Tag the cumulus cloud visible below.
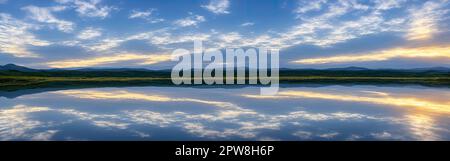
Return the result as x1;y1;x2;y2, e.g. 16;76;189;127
115;0;407;52
218;32;241;43
55;0;115;19
129;10;152;19
373;0;406;10
7;0;446;69
240;22;254;27
0;13;50;57
278;0;388;48
77;27;102;39
210;0;448;50
173;13;205;27
129;9;164;23
294;0;327;14
77;28;212;54
407;1;448;40
72;0;449;65
87;38;124;52
22;5;74;32
201;0;230;14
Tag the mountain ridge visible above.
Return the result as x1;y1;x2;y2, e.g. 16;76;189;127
2;64;450;72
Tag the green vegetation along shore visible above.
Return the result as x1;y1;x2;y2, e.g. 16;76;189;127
1;64;450;91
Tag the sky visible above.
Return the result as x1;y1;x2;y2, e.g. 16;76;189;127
0;0;450;69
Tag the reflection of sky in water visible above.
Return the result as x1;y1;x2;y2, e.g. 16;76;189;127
0;86;449;141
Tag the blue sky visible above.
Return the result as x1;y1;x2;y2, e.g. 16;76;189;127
0;0;449;69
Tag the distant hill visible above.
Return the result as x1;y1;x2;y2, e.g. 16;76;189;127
327;66;370;71
1;64;450;78
2;64;450;72
2;64;450;93
0;64;37;72
0;64;170;77
408;67;450;72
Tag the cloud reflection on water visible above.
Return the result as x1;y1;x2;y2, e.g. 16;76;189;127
244;89;450;140
0;86;449;141
243;90;450;114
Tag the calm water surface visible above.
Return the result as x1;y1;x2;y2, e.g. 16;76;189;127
1;85;449;141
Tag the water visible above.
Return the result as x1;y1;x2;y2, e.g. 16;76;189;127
1;85;449;141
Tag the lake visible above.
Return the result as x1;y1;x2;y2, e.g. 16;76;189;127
1;85;449;141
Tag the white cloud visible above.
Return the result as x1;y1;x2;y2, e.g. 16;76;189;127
240;22;254;27
85;29;213;53
22;5;74;33
59;40;81;46
294;0;327;14
88;38;124;52
77;27;102;39
283;0;448;49
174;13;205;27
129;9;152;19
407;1;448;40
219;32;241;43
129;9;164;23
77;28;209;53
56;0;115;19
373;0;405;10
79;29;165;52
152;33;211;45
172;5;394;50
0;0;8;4
49;0;450;63
215;0;408;49
201;0;230;14
123;1;387;51
0;13;50;57
281;1;381;47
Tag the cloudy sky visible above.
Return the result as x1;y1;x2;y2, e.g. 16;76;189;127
0;0;449;69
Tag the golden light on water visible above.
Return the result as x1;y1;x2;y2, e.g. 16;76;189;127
244;89;450;140
55;90;173;101
243;90;450;114
53;90;256;115
406;113;441;141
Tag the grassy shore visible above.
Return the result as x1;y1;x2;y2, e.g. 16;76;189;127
2;75;450;91
2;66;450;91
0;76;170;86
